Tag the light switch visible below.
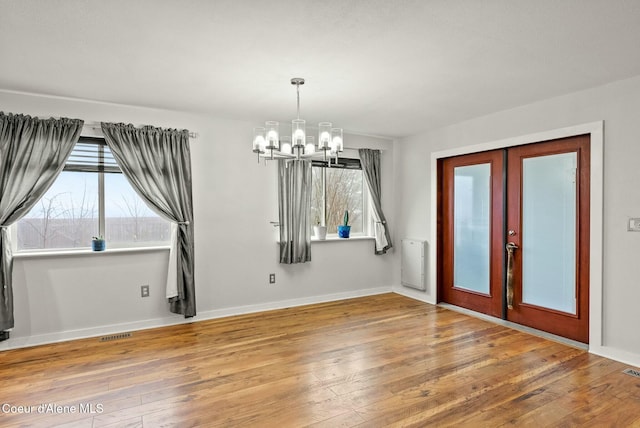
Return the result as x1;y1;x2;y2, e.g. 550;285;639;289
628;218;640;231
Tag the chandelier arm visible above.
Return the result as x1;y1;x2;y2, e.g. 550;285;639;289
253;77;344;163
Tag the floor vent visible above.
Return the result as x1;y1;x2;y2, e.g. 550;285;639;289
99;332;132;342
623;368;640;378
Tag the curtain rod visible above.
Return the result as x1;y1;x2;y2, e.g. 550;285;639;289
87;125;199;139
82;121;199;139
342;146;387;152
39;117;199;139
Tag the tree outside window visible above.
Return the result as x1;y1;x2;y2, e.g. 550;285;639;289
16;138;170;251
311;161;365;236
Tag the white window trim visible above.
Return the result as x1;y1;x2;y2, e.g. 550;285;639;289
311;235;374;243
12;245;171;259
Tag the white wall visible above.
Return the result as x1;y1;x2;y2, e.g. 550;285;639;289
0;91;396;349
393;74;640;366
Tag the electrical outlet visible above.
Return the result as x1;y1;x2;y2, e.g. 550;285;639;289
141;285;150;297
629;218;640;231
269;273;276;284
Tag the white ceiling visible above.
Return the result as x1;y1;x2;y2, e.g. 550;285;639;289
2;0;640;138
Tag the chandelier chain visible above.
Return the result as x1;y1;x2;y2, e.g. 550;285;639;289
296;82;301;120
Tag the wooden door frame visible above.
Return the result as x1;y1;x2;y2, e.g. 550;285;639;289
429;122;604;348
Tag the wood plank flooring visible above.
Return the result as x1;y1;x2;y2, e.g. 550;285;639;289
1;293;639;427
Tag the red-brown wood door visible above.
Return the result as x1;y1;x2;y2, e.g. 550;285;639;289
438;135;590;343
440;150;505;318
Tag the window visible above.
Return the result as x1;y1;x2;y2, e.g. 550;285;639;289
311;157;370;237
16;137;171;251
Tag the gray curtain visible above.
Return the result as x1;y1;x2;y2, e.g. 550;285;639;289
0;113;83;334
101;123;195;318
359;149;392;254
278;159;312;264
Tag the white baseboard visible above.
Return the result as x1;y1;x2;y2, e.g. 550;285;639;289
392;284;436;304
589;345;640;369
9;285;638;371
0;286;392;351
196;286;392;321
395;288;640;369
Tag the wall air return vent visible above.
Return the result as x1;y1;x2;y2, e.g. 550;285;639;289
99;332;132;342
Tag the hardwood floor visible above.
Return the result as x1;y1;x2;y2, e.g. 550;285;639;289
1;293;639;427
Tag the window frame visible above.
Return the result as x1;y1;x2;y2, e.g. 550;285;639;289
311;154;373;239
65;136;115;239
12;136;171;253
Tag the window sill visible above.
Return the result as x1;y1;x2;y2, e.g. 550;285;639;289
13;246;171;259
311;236;375;243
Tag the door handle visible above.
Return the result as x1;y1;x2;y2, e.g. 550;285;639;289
506;242;519;309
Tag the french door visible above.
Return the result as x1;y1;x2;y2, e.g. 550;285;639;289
439;135;590;343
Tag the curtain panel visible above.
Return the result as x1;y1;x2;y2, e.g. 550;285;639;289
0;113;83;335
358;149;392;254
101;123;196;318
278;159;312;264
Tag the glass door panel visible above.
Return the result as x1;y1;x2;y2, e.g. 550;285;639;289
521;153;577;314
453;164;491;294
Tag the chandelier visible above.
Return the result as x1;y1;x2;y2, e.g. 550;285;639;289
252;78;344;164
